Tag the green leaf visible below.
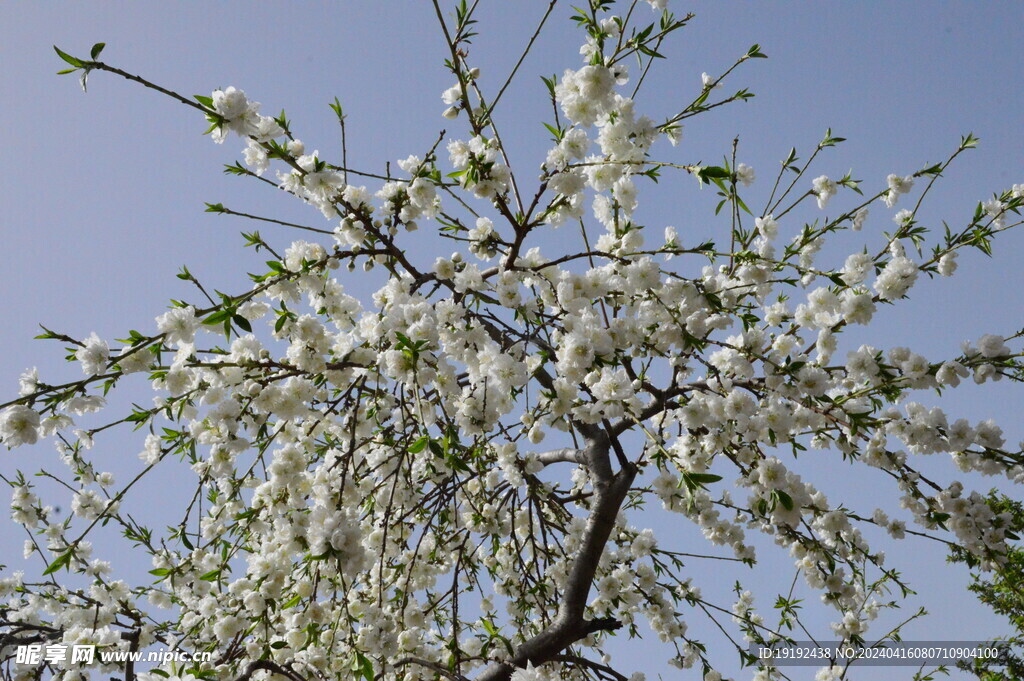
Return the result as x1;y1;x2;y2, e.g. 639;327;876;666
233;315;252;333
43;550;73;575
821;128;846;147
735;194;752;216
638;44;666;59
354;652;374;681
540;74;557;99
203;310;231;325
688;473;723;484
90;42;106;60
329;96;345;121
482;619;499;637
409;436;429;454
746;44;767;59
542;122;563;142
696;166;731;186
776;490;794;511
34;325;58;340
53;46;83;68
446;452;472;473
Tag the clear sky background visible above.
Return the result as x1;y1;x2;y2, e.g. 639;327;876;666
1;2;1022;680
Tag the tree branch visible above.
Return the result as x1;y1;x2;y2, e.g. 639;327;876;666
475;437;636;681
393;657;470;681
231;660;307;681
535;448;585;466
552;654;629;681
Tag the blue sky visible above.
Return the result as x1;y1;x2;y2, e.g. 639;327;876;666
1;2;1022;679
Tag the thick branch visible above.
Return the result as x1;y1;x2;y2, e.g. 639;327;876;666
123;629;140;681
476;440;637;681
535;448;585;466
559;461;634;623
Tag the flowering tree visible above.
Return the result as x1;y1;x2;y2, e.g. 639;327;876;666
2;2;1023;681
950;493;1024;680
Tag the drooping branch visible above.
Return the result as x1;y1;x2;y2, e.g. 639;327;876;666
393;657;471;681
552;654;629;681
